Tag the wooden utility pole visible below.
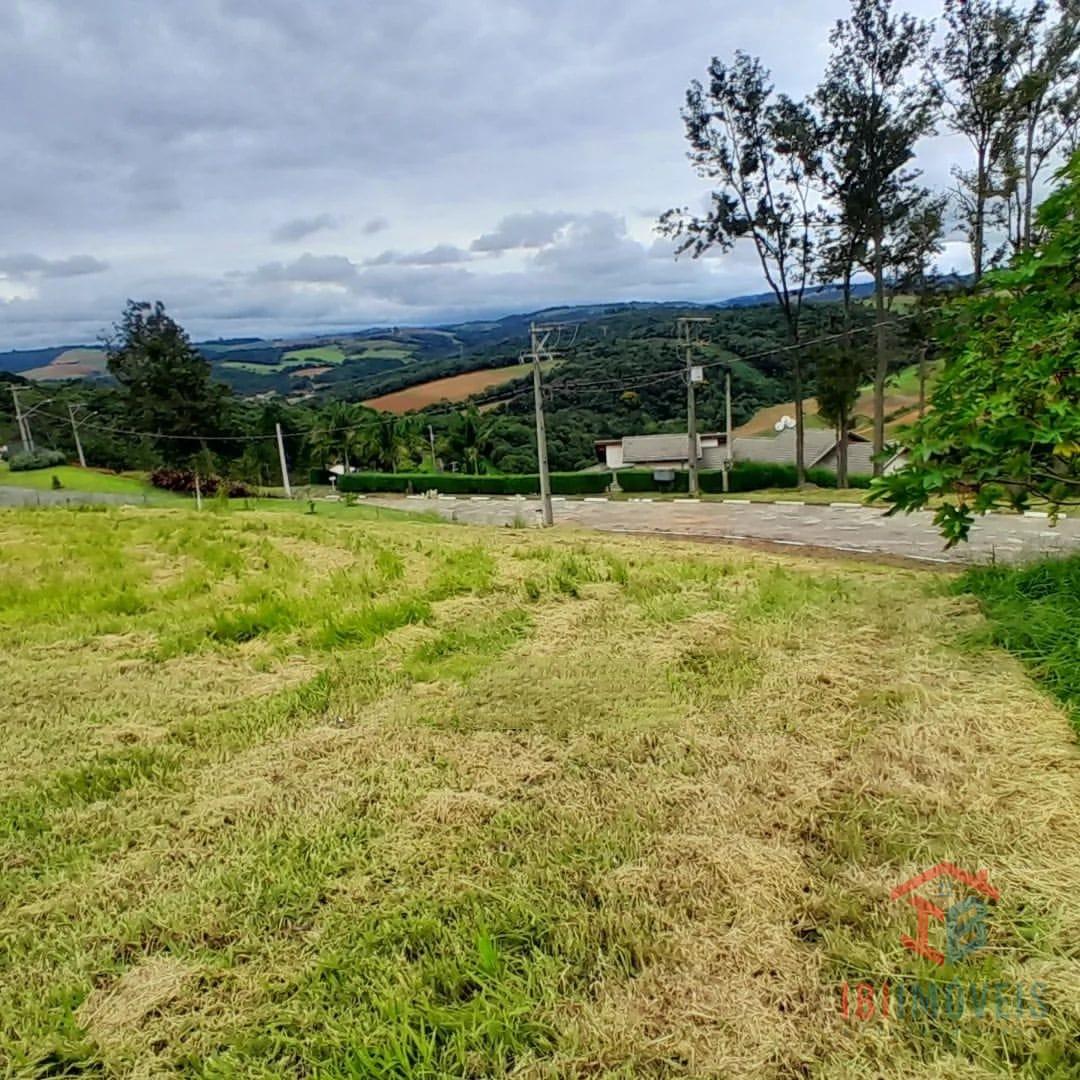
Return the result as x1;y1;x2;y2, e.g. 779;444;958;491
529;322;554;528
68;404;87;468
723;368;733;494
275;423;292;498
10;388;32;452
677;318;709;496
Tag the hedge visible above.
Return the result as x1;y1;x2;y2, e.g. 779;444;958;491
615;463;869;493
8;449;67;472
336;471;613;496
333;467;871;497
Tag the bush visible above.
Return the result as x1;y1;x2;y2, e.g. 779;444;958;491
336;472;613;496
7;449;67;472
309;467;331;486
150;467;253;497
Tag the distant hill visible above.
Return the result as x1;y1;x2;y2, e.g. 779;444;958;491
0;279;961;398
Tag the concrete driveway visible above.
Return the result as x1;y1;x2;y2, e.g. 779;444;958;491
365;494;1080;566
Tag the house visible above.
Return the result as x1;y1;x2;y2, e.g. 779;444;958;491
596;427;907;477
595;432;724;470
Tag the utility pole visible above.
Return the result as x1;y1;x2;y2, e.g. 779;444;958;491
677;318;708;496
275;423;292;498
68;404;87;468
528;322;554;527
428;424;438;471
723;368;733;494
10;388;32;452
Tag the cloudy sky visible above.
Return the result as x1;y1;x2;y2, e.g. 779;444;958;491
0;0;970;348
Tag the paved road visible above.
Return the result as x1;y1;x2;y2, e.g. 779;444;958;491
366;495;1080;565
0;487;153;508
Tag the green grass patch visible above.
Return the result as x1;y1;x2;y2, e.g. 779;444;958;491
0;508;1077;1076
961;554;1080;732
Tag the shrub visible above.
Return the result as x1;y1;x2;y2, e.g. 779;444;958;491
8;449;67;472
309;467;331;485
150;467;253;497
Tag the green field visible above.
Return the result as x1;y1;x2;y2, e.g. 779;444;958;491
0;507;1077;1076
282;345;348;365
0;464;160;497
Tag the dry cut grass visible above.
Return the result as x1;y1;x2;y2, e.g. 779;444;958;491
0;506;1077;1077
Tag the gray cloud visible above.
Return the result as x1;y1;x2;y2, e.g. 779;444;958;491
471;211;578;252
365;244;471;267
0;0;977;347
362;216;390;235
249;253;360;285
270;213;338;243
0;253;108;279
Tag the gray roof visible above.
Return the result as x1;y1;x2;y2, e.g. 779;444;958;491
621;433;699;464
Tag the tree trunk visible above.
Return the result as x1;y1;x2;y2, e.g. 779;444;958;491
918;343;928;419
973;151;987;283
872;229;887;476
1022;115;1036;249
837;420;849;489
793;351;805;487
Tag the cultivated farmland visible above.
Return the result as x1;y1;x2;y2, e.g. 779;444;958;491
1;507;1077;1076
364;361;551;413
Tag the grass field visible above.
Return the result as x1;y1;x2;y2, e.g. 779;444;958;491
282;346;348;365
0;508;1077;1077
365;362;552;414
0;465;161;497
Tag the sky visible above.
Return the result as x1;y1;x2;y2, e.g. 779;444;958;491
0;0;973;349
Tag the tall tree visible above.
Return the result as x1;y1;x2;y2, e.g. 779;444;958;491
876;151;1080;544
660;53;820;483
815;0;937;474
934;0;1028;282
813;335;867;489
105;300;229;466
1002;0;1080;253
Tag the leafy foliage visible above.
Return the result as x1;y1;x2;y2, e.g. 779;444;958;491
875;152;1080;544
7;449;67;472
106;301;231;466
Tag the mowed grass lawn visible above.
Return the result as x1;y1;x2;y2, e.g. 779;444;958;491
0;508;1078;1077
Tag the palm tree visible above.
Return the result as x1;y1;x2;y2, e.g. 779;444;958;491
373;416;402;472
447;406;490;474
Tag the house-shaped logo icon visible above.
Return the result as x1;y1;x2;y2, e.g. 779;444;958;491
890;862;1000;966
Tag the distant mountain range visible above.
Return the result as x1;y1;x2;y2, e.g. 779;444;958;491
0;279;964;396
